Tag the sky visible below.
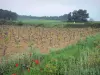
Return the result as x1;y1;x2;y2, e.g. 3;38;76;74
0;0;100;21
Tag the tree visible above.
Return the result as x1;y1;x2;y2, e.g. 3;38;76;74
64;9;89;22
72;10;78;22
71;9;89;22
67;12;72;22
77;9;89;22
0;9;18;20
59;14;68;21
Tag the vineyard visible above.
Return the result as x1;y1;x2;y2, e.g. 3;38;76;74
0;25;100;58
0;25;100;75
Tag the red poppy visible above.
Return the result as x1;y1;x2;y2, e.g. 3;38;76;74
34;60;40;65
12;73;16;75
15;63;18;67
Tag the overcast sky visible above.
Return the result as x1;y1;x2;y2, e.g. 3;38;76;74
0;0;100;20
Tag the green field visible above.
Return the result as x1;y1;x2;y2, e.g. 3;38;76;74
18;19;62;24
17;19;86;27
1;33;100;75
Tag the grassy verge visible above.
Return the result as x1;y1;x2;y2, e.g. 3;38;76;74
0;33;100;75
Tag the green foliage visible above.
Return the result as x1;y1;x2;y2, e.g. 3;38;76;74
62;9;89;22
0;19;17;25
17;21;24;26
0;19;6;25
18;15;61;21
67;12;73;22
59;14;68;21
0;9;18;20
85;22;100;28
72;9;89;22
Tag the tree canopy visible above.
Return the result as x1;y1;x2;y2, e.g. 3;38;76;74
67;9;89;22
0;9;18;20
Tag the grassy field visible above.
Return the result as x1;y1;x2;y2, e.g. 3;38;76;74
0;31;100;75
19;19;62;24
17;19;63;27
17;19;86;27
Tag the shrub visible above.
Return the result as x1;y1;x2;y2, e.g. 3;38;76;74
17;21;24;26
34;24;44;27
0;19;17;25
0;19;6;25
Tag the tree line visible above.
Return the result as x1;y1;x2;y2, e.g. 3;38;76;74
18;15;60;20
19;9;89;22
0;9;89;22
57;9;89;22
0;9;18;20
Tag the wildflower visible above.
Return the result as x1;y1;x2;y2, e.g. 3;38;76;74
4;32;8;35
52;59;57;62
0;35;3;40
32;59;34;61
30;53;32;57
6;60;8;64
28;68;30;72
12;73;16;75
40;68;43;72
46;64;50;68
15;63;18;67
34;60;40;65
49;70;53;73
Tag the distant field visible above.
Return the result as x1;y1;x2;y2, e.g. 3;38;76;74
17;19;86;27
18;19;62;24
